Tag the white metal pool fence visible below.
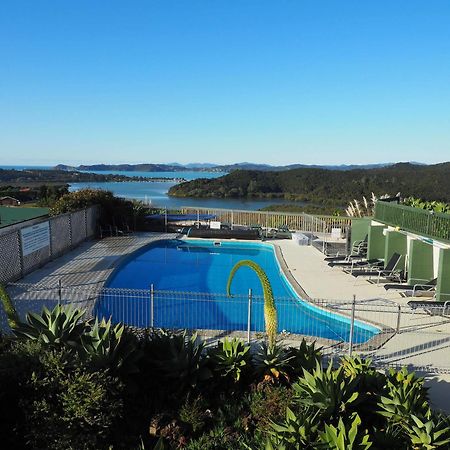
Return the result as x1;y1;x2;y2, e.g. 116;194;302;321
168;207;351;256
4;282;450;373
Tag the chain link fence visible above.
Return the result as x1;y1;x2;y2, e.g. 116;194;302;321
0;206;99;284
4;282;450;373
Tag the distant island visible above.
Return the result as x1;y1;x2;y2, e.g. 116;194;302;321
168;162;450;206
0;168;185;185
53;162;406;173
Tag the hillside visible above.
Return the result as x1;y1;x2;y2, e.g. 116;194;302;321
168;162;450;205
0;168;181;185
54;162;401;173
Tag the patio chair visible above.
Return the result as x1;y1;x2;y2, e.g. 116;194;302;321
341;258;384;272
329;257;382;268
274;225;292;239
325;235;368;263
350;252;403;284
407;299;450;315
384;278;437;295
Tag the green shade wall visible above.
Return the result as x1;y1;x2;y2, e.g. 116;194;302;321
407;240;434;285
367;224;387;260
384;231;407;273
350;218;371;247
436;249;450;302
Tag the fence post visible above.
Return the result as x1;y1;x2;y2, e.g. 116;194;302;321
247;289;252;343
348;295;356;356
58;279;62;305
396;304;401;333
150;284;154;328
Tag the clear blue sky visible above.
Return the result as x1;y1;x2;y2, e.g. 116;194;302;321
1;0;449;166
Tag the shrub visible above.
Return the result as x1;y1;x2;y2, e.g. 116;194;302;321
50;188;135;228
208;337;251;384
80;318;140;377
21;348;123;450
0;284;19;329
292;362;360;420
253;342;295;385
13;304;87;348
179;394;210;433
249;385;294;431
287;339;322;375
144;330;212;395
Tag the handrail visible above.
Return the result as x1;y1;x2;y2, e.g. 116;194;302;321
374;201;450;243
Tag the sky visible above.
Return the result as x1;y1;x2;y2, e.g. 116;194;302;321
0;0;449;166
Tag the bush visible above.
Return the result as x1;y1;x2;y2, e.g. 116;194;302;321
21;349;123;450
49;188;137;229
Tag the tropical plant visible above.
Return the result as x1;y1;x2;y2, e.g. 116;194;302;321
287;339;322;375
293;362;360;419
145;330;212;394
378;368;430;426
13;304;87;348
227;260;278;348
317;413;372;450
80;318;140;376
208;337;251;383
267;407;319;449
253;342;294;385
406;414;450;449
403;197;450;214
0;284;19;328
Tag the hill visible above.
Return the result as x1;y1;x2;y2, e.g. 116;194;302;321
53;162;404;173
168;162;450;205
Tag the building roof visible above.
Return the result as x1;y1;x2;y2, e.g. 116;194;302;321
0;206;49;228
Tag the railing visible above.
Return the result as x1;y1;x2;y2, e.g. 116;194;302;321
179;206;353;233
5;282;450;373
374;201;450;243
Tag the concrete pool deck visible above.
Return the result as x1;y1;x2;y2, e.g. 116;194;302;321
5;232;450;412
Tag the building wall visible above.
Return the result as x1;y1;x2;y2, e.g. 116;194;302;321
367;224;387;260
436;249;450;302
384;230;407;274
407;239;434;285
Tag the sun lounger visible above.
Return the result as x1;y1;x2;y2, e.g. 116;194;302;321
384;278;437;294
350;252;402;284
407;300;450;315
329;258;382;268
325;235;368;263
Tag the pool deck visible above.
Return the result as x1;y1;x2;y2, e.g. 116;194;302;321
5;232;450;412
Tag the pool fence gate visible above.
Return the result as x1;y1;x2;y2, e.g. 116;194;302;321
4;281;450;373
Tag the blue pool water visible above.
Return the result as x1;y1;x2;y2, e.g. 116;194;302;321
99;239;379;343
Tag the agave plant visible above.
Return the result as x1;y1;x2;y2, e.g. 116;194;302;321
146;330;212;393
378;367;430;426
13;304;87;347
267;407;319;449
80;317;139;375
227;260;278;349
0;284;19;329
253;342;295;385
407;414;450;449
287;339;322;374
318;413;372;450
208;337;251;383
292;362;360;419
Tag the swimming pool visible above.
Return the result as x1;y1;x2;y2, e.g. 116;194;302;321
97;239;379;343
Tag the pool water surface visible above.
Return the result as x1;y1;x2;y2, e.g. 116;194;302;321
98;239;379;343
